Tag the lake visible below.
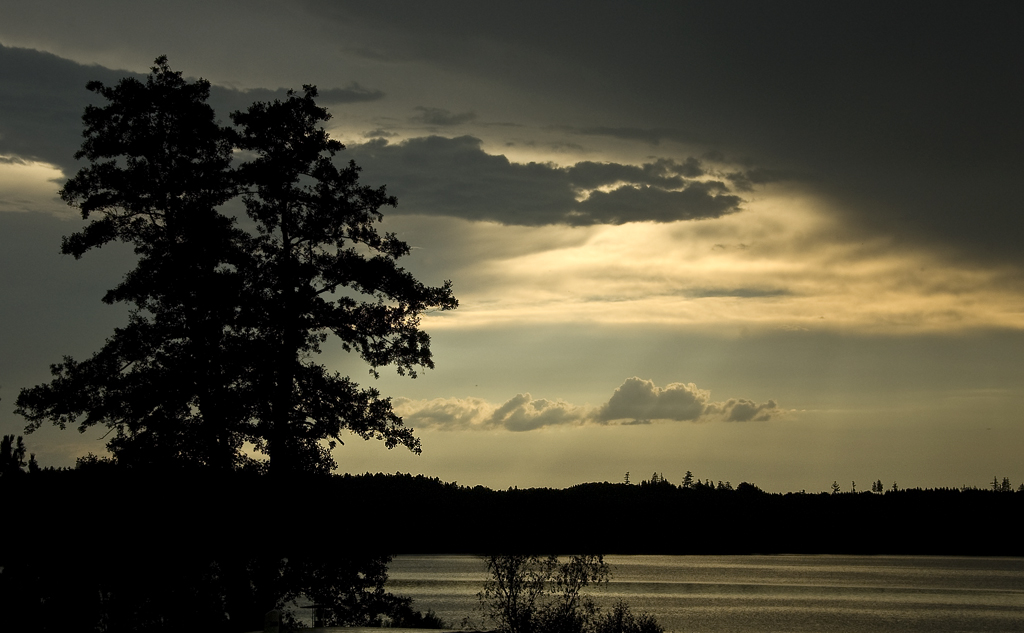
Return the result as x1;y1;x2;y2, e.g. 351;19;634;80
386;554;1024;633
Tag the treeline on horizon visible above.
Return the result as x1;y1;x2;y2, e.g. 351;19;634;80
4;455;1021;557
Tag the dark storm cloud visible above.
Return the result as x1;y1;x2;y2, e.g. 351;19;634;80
0;44;131;173
674;158;705;179
316;84;384;103
0;45;382;174
363;128;398;138
724;168;794;193
412;106;477;126
348;136;741;226
565;158;703;190
576;184;739;224
308;2;1024;266
348;136;576;224
556;125;691;146
211;84;383;110
2;45;736;227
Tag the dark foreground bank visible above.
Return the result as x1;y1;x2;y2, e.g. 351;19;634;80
2;468;1021;631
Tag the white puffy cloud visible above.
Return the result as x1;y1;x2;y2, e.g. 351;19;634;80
395;377;779;432
395;392;587;432
391;396;492;430
706;398;779;422
487;393;586;431
595;377;779;424
595;377;710;423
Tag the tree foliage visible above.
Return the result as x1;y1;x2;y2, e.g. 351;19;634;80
477;554;652;633
592;601;664;633
15;57;456;474
480;555;555;633
15;57;249;470
478;554;663;633
0;434;28;477
0;545;431;633
230;87;452;473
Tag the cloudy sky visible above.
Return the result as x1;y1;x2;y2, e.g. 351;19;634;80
2;2;1023;491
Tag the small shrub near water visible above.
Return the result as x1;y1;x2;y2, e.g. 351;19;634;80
479;555;663;633
592;601;664;633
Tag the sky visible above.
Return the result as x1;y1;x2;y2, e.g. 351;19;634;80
1;2;1023;492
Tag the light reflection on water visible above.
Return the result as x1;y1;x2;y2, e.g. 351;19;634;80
387;555;1024;633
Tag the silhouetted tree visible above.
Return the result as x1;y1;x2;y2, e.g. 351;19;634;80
681;471;694;489
539;555;609;633
480;555;613;633
15;57;247;470
230;87;456;474
479;555;664;633
734;481;763;495
16;59;456;475
273;554;439;628
481;555;553;633
593;601;664;633
0;434;27;477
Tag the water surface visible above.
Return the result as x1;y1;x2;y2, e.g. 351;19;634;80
387;554;1024;632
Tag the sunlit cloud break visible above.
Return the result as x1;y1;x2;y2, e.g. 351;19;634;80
413;195;1024;335
394;377;779;432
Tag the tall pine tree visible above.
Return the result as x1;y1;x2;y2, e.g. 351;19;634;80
231;87;456;474
17;60;456;474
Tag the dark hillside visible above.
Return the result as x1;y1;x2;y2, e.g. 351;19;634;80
6;469;1021;557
